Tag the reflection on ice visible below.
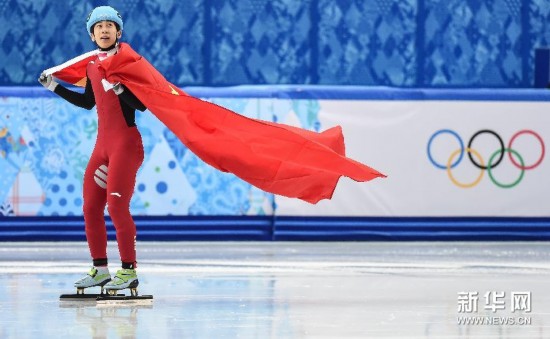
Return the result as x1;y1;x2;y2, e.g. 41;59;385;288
64;303;149;338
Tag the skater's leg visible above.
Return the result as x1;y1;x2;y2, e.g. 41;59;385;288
105;140;143;267
82;152;109;261
74;153;112;292
104;138;143;293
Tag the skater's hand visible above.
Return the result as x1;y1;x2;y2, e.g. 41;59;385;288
113;82;124;95
101;79;123;95
101;78;114;92
38;73;58;91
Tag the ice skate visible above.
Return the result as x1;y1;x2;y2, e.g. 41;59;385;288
74;267;111;293
104;268;139;295
98;268;153;304
60;267;118;301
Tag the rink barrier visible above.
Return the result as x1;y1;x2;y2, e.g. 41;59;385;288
272;217;550;241
2;86;550;100
0;216;273;241
2;86;550;241
2;216;550;241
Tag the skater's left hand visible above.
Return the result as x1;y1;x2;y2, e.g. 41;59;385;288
112;82;124;95
101;79;124;95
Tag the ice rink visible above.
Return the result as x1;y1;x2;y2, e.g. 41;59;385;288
0;241;549;338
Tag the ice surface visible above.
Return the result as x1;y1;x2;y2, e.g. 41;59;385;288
0;241;549;338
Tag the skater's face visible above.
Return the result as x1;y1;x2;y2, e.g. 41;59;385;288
90;20;121;49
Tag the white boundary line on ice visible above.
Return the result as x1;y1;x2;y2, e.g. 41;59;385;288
1;260;550;274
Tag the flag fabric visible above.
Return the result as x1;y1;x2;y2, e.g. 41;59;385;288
46;43;386;203
44;50;99;87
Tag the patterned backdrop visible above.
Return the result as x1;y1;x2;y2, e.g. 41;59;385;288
0;94;309;216
1;0;549;87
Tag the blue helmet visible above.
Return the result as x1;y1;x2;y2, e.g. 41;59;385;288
86;6;123;33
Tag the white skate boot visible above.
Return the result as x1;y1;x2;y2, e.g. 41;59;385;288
104;268;139;296
74;266;111;295
96;268;153;303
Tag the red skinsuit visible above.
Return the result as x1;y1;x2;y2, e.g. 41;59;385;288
83;58;143;265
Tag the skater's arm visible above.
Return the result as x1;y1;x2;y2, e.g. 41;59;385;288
38;73;96;110
54;78;96;110
114;84;146;112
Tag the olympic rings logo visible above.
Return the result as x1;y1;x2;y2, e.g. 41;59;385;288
427;129;545;188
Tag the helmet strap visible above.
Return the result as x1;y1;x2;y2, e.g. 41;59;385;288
97;41;119;52
97;39;119;52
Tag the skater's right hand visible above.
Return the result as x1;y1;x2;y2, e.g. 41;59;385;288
38;73;58;91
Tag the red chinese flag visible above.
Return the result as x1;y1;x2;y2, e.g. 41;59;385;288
50;43;386;203
45;50;99;87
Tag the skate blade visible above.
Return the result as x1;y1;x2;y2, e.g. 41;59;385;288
60;293;123;300
96;294;153;306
